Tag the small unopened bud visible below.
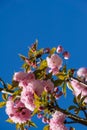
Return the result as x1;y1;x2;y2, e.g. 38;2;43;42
54;87;59;93
55;92;63;99
42;117;47;124
37;113;43;119
63;51;70;59
56;45;63;53
38;106;44;111
44;48;50;53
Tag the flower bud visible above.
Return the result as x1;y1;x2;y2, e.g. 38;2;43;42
63;51;70;59
37;113;43;119
56;45;63;53
42;117;47;124
38;106;44;111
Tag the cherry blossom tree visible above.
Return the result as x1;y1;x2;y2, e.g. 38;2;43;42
0;40;87;130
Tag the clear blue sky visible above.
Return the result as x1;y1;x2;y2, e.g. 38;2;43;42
0;0;87;130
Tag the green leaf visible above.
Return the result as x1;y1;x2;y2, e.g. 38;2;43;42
53;79;63;87
67;82;73;90
7;84;14;90
73;97;78;105
13;89;21;96
6;118;14;124
2;93;8;101
16;123;20;129
68;105;77;111
12;80;19;88
80;95;87;104
43;125;49;130
0;101;6;108
62;83;67;96
19;54;26;61
39;60;47;70
35;49;44;58
76;93;82;103
32;108;39;116
28;121;37;128
57;72;66;80
62;65;67;73
50;47;56;55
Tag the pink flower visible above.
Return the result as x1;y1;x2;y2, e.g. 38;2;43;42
13;72;35;82
42;79;54;93
77;67;87;78
13;72;35;88
13;72;28;81
70;80;87;103
46;54;62;74
21;87;35;111
21;80;44;111
6;98;31;124
49;111;67;130
56;45;63;53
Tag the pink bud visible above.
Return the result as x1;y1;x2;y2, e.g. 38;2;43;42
37;113;43;119
55;92;63;99
77;67;87;78
42;117;47;124
38;106;44;111
63;51;70;59
44;48;50;53
56;45;63;53
54;87;59;93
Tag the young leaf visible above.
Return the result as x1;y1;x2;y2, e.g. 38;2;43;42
2;93;8;101
19;54;26;61
43;125;49;130
28;121;37;128
62;83;67;96
68;105;77;111
50;47;56;55
39;60;47;70
6;118;14;124
0;101;6;108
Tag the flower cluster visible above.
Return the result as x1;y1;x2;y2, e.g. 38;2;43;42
0;42;87;130
70;67;87;103
49;111;67;130
6;98;31;124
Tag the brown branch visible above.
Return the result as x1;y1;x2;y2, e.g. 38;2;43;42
55;103;87;126
71;77;87;88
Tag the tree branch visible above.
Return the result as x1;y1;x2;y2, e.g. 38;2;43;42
55;102;87;126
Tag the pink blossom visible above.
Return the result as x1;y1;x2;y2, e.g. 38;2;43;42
13;72;35;82
6;98;31;124
21;80;44;111
49;67;59;75
70;80;87;103
21;87;35;111
49;111;67;130
42;79;54;93
70;80;83;96
28;80;44;96
77;67;87;78
46;54;62;74
13;72;35;88
13;72;28;81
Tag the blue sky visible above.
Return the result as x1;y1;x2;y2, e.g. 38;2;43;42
0;0;87;130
